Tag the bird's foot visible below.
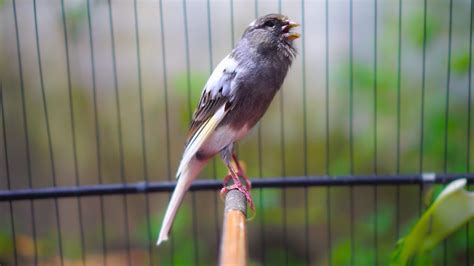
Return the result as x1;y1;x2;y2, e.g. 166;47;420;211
220;174;254;211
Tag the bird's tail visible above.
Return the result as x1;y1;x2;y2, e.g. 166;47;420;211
157;157;206;246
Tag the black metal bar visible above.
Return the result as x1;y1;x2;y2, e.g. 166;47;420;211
1;174;473;202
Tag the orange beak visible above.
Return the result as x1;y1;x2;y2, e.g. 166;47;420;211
282;20;300;41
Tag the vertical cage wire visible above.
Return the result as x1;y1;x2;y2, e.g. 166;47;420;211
373;0;379;264
106;1;132;263
443;0;454;264
86;0;108;263
157;0;175;264
32;0;65;263
324;0;332;265
59;1;87;264
205;1;221;261
11;0;39;264
132;0;154;264
467;1;473;264
1;81;19;266
180;1;198;265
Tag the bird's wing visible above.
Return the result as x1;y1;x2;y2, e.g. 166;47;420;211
176;54;239;178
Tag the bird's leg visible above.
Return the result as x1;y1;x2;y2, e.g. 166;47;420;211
219;154;254;211
219;166;241;200
232;153;251;191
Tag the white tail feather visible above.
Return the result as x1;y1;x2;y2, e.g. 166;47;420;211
157;157;206;246
158;104;228;246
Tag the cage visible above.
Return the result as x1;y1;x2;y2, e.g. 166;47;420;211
0;0;473;265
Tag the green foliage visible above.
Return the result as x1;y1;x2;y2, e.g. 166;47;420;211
325;204;395;265
407;11;441;49
0;229;13;264
61;2;87;40
390;179;474;266
173;72;208;102
137;214;159;244
332;240;351;265
364;206;394;236
452;52;471;75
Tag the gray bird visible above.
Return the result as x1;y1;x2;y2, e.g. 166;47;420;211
157;13;299;246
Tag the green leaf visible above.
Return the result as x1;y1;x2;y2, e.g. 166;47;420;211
390;179;474;266
452;52;471;75
407;12;441;49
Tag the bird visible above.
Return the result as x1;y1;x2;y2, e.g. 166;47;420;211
157;13;299;246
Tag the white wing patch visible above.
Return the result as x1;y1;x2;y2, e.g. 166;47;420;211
203;55;238;98
176;55;239;179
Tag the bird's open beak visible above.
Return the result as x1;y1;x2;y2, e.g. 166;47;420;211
282;20;300;41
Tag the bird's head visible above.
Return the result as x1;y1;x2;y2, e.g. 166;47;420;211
242;14;300;57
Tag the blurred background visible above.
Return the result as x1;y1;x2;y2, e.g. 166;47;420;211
1;0;473;265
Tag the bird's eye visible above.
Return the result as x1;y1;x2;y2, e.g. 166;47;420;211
263;20;276;28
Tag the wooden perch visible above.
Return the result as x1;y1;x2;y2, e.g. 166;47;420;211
219;189;247;266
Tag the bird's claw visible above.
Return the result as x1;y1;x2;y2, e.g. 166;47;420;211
220;173;255;211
